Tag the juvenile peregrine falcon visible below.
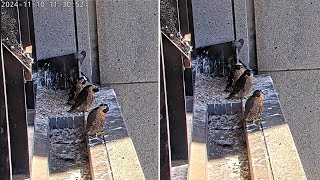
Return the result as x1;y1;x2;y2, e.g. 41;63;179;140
68;84;99;113
67;77;86;105
225;63;245;92
243;90;264;122
226;69;253;99
86;104;109;136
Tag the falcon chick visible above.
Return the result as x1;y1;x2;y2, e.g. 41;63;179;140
68;84;99;113
86;104;109;136
242;90;264;122
225;63;246;92
67;77;86;105
226;69;253;99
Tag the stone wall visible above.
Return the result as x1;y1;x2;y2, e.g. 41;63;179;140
96;0;158;179
32;0;159;179
191;0;320;179
191;0;251;67
255;1;320;179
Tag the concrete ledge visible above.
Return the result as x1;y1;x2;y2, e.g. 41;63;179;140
87;87;145;180
207;102;242;116
49;116;84;129
206;102;246;179
27;109;35;125
188;104;207;180
246;74;307;179
87;142;112;180
31;115;49;180
245;123;273;179
192;72;306;179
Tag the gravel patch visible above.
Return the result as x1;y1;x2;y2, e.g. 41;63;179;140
207;115;250;180
49;127;91;180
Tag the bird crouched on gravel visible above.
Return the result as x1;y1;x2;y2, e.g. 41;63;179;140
68;84;100;113
226;69;253;99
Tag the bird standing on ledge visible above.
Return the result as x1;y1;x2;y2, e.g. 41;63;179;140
86;104;109;136
68;84;100;113
242;90;264;122
226;69;253;99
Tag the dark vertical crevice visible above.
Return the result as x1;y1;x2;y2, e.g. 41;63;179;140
0;41;13;180
188;0;196;57
246;0;258;71
73;0;79;52
231;0;237;40
87;0;100;84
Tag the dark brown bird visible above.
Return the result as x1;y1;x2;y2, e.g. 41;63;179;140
242;90;264;122
68;84;100;113
86;104;109;136
67;77;86;105
225;63;245;92
242;70;253;98
226;69;253;99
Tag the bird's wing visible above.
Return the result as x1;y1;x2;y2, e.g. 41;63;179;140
86;107;99;131
244;96;255;117
71;88;89;109
257;97;264;115
233;75;247;93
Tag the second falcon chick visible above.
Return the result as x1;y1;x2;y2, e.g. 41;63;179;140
86;104;109;136
226;69;253;99
68;84;100;113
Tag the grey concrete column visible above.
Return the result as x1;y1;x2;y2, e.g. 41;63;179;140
255;0;320;71
75;0;93;81
96;0;158;179
32;0;76;60
191;0;251;66
255;1;320;179
191;0;234;48
234;0;250;66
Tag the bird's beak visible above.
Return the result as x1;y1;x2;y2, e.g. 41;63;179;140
103;107;109;113
261;90;267;95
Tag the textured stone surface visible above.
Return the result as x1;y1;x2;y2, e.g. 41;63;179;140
88;87;145;180
245;123;273;180
207;114;250;180
188;80;207;179
246;74;307;179
111;83;158;180
75;0;93;81
88;143;112;180
31;115;49;180
49;127;90;179
172;164;188;180
49;116;84;129
234;0;250;67
191;0;234;48
32;0;76;60
255;0;320;71
188;142;207;180
106;137;145;180
267;70;319;180
71;87;145;180
96;0;158;84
